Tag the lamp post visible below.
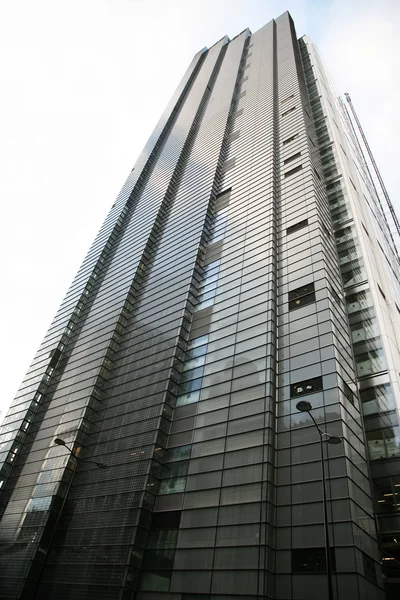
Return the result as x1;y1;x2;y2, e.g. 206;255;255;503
54;438;108;469
296;400;343;600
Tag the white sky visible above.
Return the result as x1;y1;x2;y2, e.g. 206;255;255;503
0;0;399;421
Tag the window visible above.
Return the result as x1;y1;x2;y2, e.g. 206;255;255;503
183;355;206;372
221;158;236;173
314;168;321;181
290;376;323;398
288;282;315;311
377;239;385;254
176;390;200;407
163;445;191;463
214;188;231;212
377;284;386;300
284;152;301;165
49;347;62;367
291;548;336;573
180;366;204;383
203;258;220;274
284;165;302;178
142;550;175;571
281;94;294;104
282;106;296;117
286;219;308;236
178;378;202;395
228;130;240;143
349;177;357;192
361;222;369;236
342;381;355;405
330;285;342;304
367;426;400;459
362;553;377;584
151;511;181;530
360;383;394;416
193;259;220;310
159;477;186;495
186;335;209;357
283;133;299;146
321;222;331;236
139;571;171;591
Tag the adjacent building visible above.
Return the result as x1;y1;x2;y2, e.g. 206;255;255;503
1;11;399;600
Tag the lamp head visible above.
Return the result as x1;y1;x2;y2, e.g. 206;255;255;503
296;400;312;412
54;438;67;446
327;435;343;445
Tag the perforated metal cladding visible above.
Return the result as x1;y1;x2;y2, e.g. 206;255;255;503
47;545;130;565
88;435;154;461
92;394;165;422
42;564;126;585
64;490;143;514
57;508;140;530
41;587;121;600
94;417;159;443
52;526;135;547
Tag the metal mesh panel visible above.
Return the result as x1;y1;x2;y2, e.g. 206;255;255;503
47;545;130;565
41;564;125;585
52;526;135;547
96;404;162;428
67;475;146;500
64;491;142;514
58;508;139;530
35;583;121;600
95;417;159;444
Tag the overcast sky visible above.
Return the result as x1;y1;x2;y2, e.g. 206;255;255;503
0;0;399;421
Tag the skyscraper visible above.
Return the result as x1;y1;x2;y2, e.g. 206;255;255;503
1;9;399;600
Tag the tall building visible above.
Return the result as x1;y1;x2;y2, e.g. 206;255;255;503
1;10;399;600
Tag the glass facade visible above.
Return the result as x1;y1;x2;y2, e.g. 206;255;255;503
1;10;399;600
300;35;400;599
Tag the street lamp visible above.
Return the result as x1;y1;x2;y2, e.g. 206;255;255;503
54;438;108;468
296;400;343;600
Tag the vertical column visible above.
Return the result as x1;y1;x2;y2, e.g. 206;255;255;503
275;14;383;600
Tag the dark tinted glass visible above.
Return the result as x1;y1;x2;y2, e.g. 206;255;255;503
289;283;315;301
291;547;336;572
290;376;323;398
286;219;309;236
151;510;181;530
289;293;316;311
